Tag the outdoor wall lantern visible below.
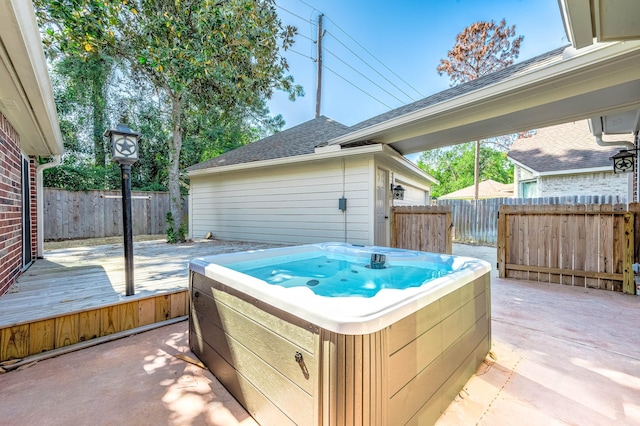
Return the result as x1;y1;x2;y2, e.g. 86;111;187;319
392;184;406;200
104;124;141;296
610;149;636;174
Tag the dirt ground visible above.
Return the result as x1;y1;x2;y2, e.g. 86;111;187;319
43;234;168;250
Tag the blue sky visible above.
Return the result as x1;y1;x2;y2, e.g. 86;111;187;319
268;0;568;130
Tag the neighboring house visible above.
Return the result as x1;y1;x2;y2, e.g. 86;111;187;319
438;179;514;200
187;116;436;246
508;120;634;199
0;2;64;296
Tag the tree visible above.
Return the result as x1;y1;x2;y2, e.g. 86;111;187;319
418;143;513;197
54;55;113;166
35;0;302;240
436;19;523;200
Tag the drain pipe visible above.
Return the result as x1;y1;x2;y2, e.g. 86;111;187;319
36;155;61;258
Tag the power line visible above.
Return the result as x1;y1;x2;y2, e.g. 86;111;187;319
295;32;315;43
323;64;392;110
290;42;395;112
277;1;403;112
325;15;425;99
274;4;317;27
323;46;407;105
324;30;416;103
288;48;315;61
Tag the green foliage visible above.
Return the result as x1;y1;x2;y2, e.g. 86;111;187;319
417;143;513;197
165;211;187;244
35;0;303;234
42;154;122;190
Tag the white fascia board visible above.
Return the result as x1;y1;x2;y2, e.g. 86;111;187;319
187;144;385;177
559;0;596;49
327;41;640;147
509;158;539;176
538;166;613;176
509;156;612;176
380;145;439;185
0;1;63;156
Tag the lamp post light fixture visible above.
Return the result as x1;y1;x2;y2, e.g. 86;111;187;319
610;149;636;174
392;184;406;200
104;124;141;296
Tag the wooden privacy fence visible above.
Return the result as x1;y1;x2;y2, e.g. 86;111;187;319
391;205;453;254
497;203;637;294
44;188;186;240
438;195;627;246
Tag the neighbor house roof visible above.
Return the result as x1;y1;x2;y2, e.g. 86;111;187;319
507;120;635;174
438;179;513;200
187;116;350;172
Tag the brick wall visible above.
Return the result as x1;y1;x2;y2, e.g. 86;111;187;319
539;171;629;198
0;111;26;296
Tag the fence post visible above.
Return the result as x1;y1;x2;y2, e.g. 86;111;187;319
497;205;506;277
623;212;635;294
445;210;452;254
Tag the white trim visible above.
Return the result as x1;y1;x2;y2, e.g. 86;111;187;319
508;158;538;176
188;144;384;176
537;166;612;176
326;41;640;150
0;1;63;156
509;156;612;176
188;143;438;185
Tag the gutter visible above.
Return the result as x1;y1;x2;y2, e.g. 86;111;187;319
187;144;385;177
36;155;61;258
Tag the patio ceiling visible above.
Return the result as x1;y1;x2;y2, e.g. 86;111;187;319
0;0;63;156
328;1;640;155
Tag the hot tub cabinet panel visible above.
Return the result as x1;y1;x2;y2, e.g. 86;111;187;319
189;270;491;426
190;273;320;425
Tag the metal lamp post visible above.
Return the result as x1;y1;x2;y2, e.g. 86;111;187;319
104;124;141;296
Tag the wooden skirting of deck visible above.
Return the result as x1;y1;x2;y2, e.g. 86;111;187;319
0;239;282;364
0;290;188;363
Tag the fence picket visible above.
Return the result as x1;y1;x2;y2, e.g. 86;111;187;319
43;188;188;240
437;195;626;246
495;203;635;294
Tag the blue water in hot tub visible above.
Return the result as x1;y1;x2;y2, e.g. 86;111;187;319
224;252;454;298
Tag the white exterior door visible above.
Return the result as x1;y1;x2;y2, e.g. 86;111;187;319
374;168;389;246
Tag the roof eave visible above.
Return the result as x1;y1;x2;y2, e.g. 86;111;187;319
559;0;640;49
327;41;640;152
187;144;386;177
0;1;64;156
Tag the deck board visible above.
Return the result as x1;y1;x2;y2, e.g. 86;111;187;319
0;239;282;329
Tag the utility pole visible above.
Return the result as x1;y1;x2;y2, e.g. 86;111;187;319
315;13;324;118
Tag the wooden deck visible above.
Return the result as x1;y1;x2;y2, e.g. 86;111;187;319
0;239;281;363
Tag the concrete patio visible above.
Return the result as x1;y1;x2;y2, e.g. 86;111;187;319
1;240;639;425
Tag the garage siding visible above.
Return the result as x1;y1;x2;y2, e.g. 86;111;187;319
189;157;372;245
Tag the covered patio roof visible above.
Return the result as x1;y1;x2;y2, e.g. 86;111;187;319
328;1;640;155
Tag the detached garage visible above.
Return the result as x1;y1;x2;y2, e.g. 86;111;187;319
187;116;436;246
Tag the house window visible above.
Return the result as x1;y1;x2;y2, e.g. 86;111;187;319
520;180;538;198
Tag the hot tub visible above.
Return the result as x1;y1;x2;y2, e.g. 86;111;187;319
189;242;491;426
